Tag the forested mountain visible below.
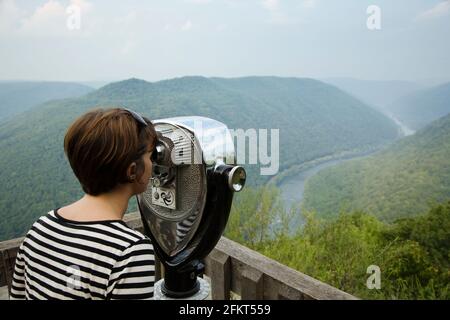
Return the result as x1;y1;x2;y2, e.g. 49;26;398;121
387;82;450;130
322;78;424;111
0;81;93;123
0;76;399;241
303;114;450;222
227;185;450;299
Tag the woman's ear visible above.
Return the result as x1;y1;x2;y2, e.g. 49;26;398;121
127;162;137;181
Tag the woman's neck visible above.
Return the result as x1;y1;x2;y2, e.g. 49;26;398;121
59;186;133;222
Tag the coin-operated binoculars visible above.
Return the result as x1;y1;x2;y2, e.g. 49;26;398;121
136;116;246;299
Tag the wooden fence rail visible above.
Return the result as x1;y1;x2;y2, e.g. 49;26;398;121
0;212;357;300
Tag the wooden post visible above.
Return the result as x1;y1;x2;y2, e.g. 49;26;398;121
0;251;8;288
0;249;14;292
208;250;231;300
155;256;163;282
241;266;263;300
277;283;307;300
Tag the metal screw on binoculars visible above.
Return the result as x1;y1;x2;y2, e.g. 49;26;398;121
136;116;246;299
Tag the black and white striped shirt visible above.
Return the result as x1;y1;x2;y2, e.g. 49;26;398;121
10;208;155;300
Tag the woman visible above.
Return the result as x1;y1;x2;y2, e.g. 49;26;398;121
10;107;157;300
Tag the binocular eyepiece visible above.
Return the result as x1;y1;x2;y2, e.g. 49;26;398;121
151;136;246;193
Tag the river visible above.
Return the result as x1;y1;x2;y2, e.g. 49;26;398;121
276;154;370;233
276;115;415;233
279;157;361;212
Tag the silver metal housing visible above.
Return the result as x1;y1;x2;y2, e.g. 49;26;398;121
137;116;237;257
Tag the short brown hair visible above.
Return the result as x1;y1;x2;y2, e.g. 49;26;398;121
64;107;157;195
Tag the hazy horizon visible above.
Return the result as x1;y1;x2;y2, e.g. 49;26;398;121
1;76;449;90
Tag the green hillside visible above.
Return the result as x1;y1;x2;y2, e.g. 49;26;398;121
0;76;399;240
303;114;450;222
388;82;450;130
0;81;93;123
227;185;450;299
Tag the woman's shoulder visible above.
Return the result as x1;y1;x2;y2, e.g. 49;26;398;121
23;209;152;251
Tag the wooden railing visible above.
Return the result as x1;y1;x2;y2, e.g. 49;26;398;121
0;212;357;300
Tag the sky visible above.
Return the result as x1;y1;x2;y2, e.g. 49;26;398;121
0;0;449;83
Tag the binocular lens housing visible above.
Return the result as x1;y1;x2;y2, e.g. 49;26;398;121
227;166;246;192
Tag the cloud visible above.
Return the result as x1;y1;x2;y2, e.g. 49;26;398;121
114;10;137;25
70;0;93;14
181;19;192;31
302;0;316;9
416;0;450;21
261;0;301;25
262;0;279;11
185;0;211;4
216;23;227;31
19;0;66;35
0;0;22;34
1;0;94;37
120;40;136;55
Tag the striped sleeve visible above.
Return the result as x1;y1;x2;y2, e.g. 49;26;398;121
9;243;26;300
106;238;155;300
